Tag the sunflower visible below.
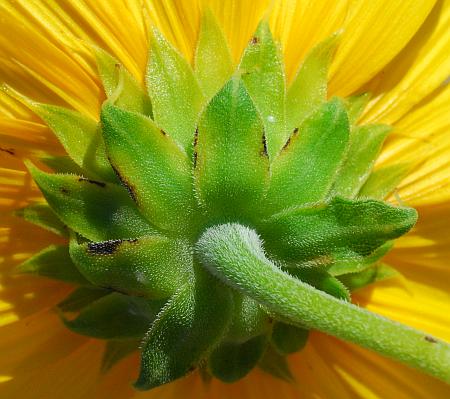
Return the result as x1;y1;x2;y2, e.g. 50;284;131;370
1;0;450;398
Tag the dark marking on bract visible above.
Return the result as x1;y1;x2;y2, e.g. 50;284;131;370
0;147;15;156
193;128;199;168
88;239;122;255
282;137;291;151
60;187;70;194
160;129;167;136
109;160;138;203
251;36;259;44
281;128;299;151
78;177;106;187
260;133;268;157
188;365;196;373
87;238;138;255
193;127;199;147
193;151;198;169
425;335;438;343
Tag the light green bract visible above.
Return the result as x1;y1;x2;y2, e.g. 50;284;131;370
14;14;450;390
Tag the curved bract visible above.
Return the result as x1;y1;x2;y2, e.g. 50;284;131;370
13;13;447;391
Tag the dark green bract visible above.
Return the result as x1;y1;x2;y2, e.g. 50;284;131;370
14;13;450;390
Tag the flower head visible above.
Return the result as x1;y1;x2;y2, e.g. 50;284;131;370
0;1;450;398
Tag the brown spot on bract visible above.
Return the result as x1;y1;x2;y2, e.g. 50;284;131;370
260;133;268;157
160;129;167;136
425;335;438;343
282;137;291;151
78;177;106;187
193;128;199;147
251;36;259;44
88;240;122;255
193;151;198;169
60;187;69;194
87;238;137;255
281;128;299;152
110;162;138;203
193;128;199;168
0;147;15;156
124;181;138;203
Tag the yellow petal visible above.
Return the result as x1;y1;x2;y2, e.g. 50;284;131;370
387;202;450;290
312;336;450;399
362;0;450;125
357;277;450;341
0;91;39;120
0;118;61;159
63;0;148;78
328;0;436;96
0;275;68;327
0;214;68;328
143;0;201;63
378;84;450;205
269;0;349;80
0;2;100;117
0;311;83;376
0;168;42;211
0;318;104;398
0;0;151;119
145;0;277;65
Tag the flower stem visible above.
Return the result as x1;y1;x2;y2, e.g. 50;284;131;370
196;223;450;383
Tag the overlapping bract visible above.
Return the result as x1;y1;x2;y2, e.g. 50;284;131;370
15;14;417;390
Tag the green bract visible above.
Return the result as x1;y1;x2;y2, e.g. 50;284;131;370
15;13;450;390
